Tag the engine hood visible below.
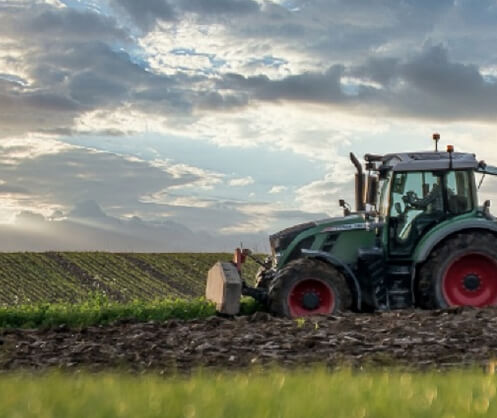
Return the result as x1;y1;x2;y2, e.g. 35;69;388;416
269;215;366;255
269;221;316;255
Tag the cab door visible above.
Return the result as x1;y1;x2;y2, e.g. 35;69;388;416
388;171;445;257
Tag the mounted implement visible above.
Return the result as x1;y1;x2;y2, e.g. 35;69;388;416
206;134;497;317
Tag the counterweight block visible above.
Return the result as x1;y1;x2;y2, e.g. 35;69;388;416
205;262;242;315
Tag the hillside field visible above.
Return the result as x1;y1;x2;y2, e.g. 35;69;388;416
0;252;261;305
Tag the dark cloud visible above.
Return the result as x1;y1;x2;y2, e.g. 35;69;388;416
109;0;176;32
0;89;81;137
351;56;400;86
401;45;486;98
0;146;198;210
196;91;249;110
392;45;497;120
220;65;346;104
0;4;128;42
107;0;259;32
68;71;128;107
216;44;497;121
179;0;259;16
0;33;195;136
2;1;497;133
0;185;28;194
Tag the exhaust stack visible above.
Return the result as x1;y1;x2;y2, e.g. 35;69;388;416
350;152;365;212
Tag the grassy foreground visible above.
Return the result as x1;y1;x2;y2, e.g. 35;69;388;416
1;369;497;417
0;295;260;328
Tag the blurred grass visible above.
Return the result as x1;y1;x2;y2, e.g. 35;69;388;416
0;294;261;328
1;368;497;417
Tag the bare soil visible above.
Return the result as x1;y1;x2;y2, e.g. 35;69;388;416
2;307;497;373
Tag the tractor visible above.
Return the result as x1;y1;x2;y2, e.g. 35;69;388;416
206;134;497;318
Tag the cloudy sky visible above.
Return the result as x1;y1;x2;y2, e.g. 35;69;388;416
2;0;497;250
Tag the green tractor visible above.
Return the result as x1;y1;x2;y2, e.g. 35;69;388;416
206;135;497;317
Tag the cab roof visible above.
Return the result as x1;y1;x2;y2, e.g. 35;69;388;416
380;151;479;172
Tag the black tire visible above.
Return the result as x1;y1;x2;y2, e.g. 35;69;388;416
417;232;497;309
268;258;352;318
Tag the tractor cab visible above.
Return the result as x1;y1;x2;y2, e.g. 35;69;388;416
370;149;479;258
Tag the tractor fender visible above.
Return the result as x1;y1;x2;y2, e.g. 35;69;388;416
301;249;362;310
413;218;497;264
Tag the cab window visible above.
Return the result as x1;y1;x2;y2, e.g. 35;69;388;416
445;171;473;214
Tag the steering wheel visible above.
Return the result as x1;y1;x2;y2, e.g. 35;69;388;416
402;191;419;209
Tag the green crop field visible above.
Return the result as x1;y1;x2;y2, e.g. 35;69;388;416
0;252;261;306
1;368;497;418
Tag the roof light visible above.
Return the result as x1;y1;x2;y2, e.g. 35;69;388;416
447;145;454;153
433;133;440;151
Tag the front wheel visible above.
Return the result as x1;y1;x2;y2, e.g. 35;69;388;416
417;232;497;308
268;258;352;318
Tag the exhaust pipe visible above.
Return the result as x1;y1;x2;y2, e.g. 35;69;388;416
350;152;365;212
366;175;379;206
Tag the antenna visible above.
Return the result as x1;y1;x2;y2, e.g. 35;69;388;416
433;133;440;152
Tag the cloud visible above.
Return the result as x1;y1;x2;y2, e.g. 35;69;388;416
229;176;254;186
179;0;259;16
220;65;346;104
4;202;268;252
295;177;346;215
5;0;497;249
5;1;497;144
109;0;175;32
268;185;287;194
220;200;326;234
0;138;207;221
0;3;129;59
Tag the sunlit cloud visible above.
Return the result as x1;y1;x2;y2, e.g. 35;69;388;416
229;176;254;186
268;185;287;194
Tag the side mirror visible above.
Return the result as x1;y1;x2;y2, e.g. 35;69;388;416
339;199;351;216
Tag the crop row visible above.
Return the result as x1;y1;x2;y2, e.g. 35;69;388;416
0;252;261;305
0;296;260;328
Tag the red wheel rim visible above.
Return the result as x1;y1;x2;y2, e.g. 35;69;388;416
287;278;335;317
442;253;497;307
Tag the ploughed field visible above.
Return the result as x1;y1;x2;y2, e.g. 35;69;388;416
2;307;497;373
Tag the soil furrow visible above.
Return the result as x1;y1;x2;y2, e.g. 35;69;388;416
1;307;497;373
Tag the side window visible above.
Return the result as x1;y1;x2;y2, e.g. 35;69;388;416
446;171;473;214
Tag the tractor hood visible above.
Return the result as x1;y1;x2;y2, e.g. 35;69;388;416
269;215;367;256
269;221;316;256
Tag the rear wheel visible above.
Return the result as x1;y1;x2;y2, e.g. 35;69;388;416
268;258;352;318
417;232;497;308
